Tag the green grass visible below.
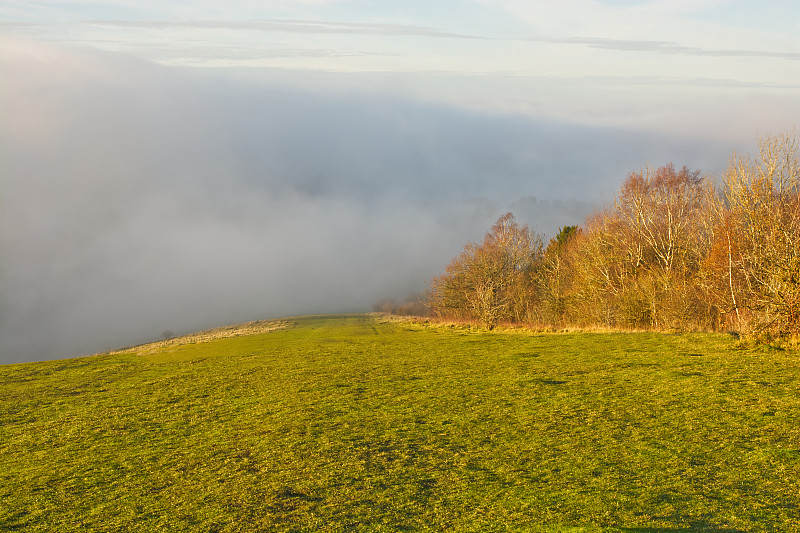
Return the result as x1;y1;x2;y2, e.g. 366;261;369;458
1;314;799;532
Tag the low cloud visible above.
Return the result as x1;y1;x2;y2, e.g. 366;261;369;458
0;38;737;363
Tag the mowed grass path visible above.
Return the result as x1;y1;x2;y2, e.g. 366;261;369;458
1;315;799;532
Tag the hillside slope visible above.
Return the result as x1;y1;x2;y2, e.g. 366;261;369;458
1;315;799;532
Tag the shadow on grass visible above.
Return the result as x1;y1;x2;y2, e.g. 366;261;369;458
619;526;747;533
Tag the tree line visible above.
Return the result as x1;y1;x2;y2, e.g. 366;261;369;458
426;133;800;343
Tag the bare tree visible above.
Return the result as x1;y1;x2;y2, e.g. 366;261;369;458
715;133;800;338
429;213;542;328
612;164;711;328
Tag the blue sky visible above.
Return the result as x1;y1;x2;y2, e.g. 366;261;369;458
1;1;799;362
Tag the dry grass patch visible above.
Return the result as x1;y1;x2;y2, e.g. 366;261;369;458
107;319;292;355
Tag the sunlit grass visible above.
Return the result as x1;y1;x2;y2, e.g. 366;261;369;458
1;314;799;532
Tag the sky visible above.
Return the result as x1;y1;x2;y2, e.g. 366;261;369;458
1;0;799;363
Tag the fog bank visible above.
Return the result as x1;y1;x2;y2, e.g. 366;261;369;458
1;39;739;362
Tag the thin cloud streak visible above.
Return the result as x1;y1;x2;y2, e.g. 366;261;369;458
86;19;489;40
526;35;800;61
61;19;800;62
569;74;800;90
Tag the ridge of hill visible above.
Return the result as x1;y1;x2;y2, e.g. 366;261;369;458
104;319;293;356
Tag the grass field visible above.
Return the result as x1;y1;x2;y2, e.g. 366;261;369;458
1;314;799;532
